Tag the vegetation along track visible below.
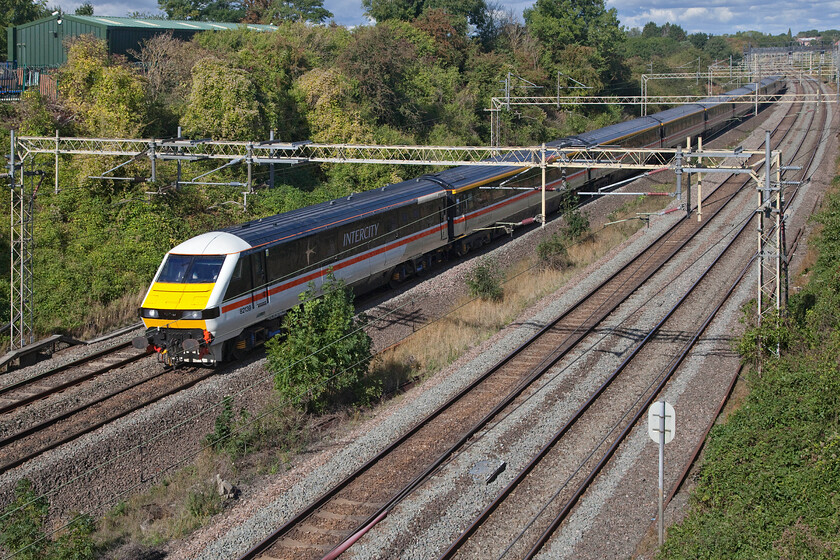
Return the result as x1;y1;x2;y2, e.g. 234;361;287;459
236;81;815;560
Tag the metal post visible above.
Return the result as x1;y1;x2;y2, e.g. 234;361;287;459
658;400;665;546
54;129;59;193
697;137;702;222
269;130;275;189
247;142;253;193
675;146;682;208
506;72;511;111
149;139;156;183
540;143;546;228
176;126;182;190
9;129;34;349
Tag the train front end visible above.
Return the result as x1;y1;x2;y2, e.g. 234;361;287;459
134;232;249;365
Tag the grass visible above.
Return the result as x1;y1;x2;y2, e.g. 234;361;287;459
75;291;145;340
97;451;230;551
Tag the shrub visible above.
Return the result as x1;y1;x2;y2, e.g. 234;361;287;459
465;258;503;301
204;396;253;459
537;234;571;270
266;272;375;412
560;194;590;241
0;479;96;560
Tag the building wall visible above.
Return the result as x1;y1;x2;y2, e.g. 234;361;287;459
10;17;105;67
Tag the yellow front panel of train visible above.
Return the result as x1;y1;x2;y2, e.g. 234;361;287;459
142;282;214;329
144;282;214;309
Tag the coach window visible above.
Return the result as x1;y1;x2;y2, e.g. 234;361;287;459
266;246;285;283
224;254;253;300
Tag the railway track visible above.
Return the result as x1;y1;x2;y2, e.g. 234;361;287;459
236;81;816;560
0;341;147;415
435;79;828;559
0;343;216;474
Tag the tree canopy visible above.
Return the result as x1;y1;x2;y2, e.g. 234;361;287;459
0;0;48;60
523;0;627;89
243;0;333;24
157;0;245;21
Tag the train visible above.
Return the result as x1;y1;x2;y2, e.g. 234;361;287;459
134;76;784;364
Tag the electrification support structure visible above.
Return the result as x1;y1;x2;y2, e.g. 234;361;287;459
10;133;784;349
8;130;35;350
757;130;786;324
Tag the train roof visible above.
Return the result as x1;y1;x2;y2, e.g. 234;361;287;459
574;116;660;146
222;177;448;250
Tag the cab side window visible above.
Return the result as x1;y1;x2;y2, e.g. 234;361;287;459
224;255;253;300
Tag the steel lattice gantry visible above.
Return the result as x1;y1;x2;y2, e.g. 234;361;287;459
10;134;786;348
8;131;35;350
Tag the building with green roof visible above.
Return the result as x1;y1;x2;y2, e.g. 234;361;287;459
6;14;276;67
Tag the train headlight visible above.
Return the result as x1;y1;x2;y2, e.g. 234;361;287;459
182;310;202;320
142;308;159;319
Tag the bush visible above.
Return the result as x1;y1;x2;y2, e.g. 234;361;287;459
266;272;375;412
465;258;503;301
0;479;96;560
560;194;590;241
204;396;253;459
537;234;571;270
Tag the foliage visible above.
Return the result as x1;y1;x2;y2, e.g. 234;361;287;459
537;234;570;270
362;0;488;36
16;90;56;135
0;479;96;560
560;194;590;241
243;0;333;24
204;396;256;458
523;0;627;89
58;36;148;137
660;188;840;558
157;0;244;21
0;0;49;60
132;33;212;135
74;2;93;15
337;21;422;128
181;57;265;140
266;273;375;412
0;479;49;560
465;257;503;301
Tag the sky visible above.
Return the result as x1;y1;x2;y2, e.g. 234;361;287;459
54;0;840;36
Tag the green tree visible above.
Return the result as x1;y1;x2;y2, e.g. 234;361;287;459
688;32;708;49
0;0;49;60
704;35;734;60
362;0;488;37
180;57;265;139
0;479;49;560
259;0;333;24
58;36;148;137
641;21;659;38
337;22;419;127
157;0;244;21
523;0;626;88
74;2;93;15
266;273;374;412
